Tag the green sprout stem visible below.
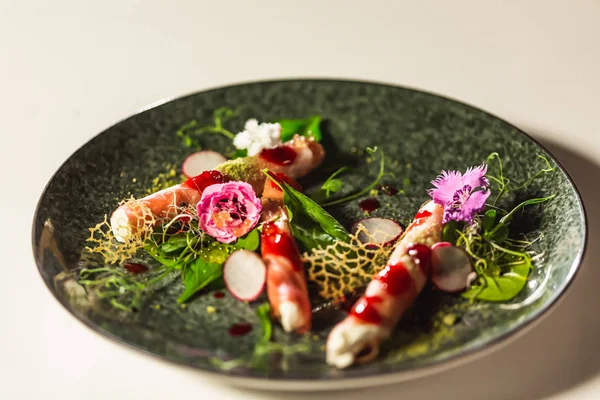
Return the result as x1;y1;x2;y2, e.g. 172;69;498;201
512;155;555;191
321;150;385;207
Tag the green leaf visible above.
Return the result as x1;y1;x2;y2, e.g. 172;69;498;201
489;224;509;244
177;258;222;303
206;276;226;291
234;229;260;251
442;220;460;244
277;116;322;142
462;257;531;302
234;149;248;159
256;303;272;342
481;209;497;233
144;243;181;268
159;233;189;253
322;179;343;196
264;170;350;250
315;166;350;200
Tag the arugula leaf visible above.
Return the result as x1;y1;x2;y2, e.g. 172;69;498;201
233;228;260;251
277;116;322;142
462;257;531;302
264;170;350;250
177;258;222;303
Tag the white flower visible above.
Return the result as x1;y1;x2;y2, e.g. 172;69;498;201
233;118;282;156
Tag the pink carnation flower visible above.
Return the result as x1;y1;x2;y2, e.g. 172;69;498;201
198;181;262;243
428;164;490;224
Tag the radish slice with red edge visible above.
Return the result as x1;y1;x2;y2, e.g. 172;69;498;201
182;150;227;178
350;217;403;248
224;250;267;301
431;241;451;250
431;243;474;293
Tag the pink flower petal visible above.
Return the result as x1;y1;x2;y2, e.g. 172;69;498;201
429;170;464;204
459;189;490;223
197;181;262;243
428;163;491;225
461;163;488;189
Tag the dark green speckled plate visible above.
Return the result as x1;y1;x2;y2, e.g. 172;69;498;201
32;79;586;390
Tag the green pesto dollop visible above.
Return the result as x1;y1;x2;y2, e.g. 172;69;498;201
216;157;263;193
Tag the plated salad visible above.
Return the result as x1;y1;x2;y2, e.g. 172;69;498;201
81;107;555;369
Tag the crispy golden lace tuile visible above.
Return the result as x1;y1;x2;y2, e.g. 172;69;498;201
86;197;157;264
86;197;200;265
303;224;396;300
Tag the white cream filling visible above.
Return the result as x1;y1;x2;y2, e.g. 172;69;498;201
110;208;131;243
326;321;388;369
279;301;303;333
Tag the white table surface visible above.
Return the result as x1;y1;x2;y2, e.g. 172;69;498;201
2;1;599;398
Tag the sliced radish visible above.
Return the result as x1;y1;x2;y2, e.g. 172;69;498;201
351;217;403;247
182;150;227;178
431;244;474;293
431;241;451;250
223;250;267;301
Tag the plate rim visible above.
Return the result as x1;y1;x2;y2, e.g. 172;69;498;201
31;77;589;389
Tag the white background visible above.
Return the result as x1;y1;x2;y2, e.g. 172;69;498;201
2;1;599;399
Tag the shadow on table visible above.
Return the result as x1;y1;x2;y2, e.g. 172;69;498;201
233;134;600;400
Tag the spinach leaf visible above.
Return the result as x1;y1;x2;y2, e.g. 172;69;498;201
234;228;260;251
277;116;322;142
144;242;182;268
462;257;531;302
264;170;350;250
206;276;226;291
177;258;222;303
159;233;189;253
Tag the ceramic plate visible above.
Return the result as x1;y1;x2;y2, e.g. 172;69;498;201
32;79;586;390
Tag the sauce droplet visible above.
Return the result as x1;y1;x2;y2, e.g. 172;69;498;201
228;322;253;337
359;198;380;212
183;170;226;193
377;262;413;295
407;243;432;276
414;209;432;220
350;296;384;324
260;146;297;166
405;209;432;233
261;222;303;271
212;291;225;299
123;262;148;274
